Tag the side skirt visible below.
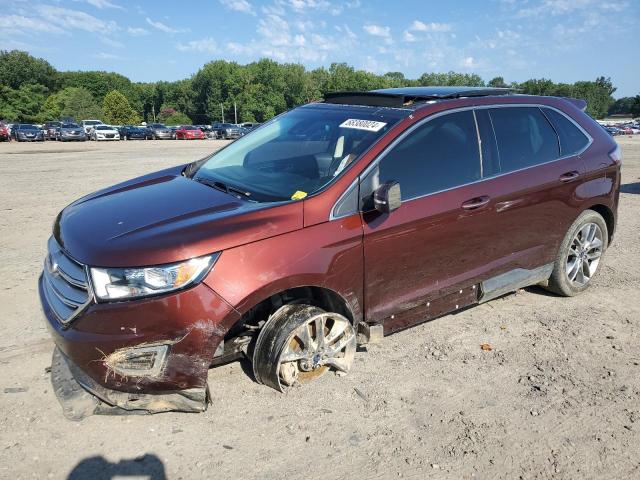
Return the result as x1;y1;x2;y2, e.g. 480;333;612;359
479;263;554;303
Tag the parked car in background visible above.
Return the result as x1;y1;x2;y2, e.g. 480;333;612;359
198;125;215;138
81;120;104;136
57;123;87;142
90;125;120;141
175;125;206;140
0;123;9;141
240;122;262;131
212;122;242;139
12;124;45;142
43;121;62;140
146;123;174;140
118;125;148;140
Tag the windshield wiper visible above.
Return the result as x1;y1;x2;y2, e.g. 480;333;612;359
194;177;252;199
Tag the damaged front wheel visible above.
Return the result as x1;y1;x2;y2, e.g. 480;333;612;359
252;304;356;391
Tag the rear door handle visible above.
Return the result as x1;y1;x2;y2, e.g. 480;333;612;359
461;196;491;210
559;171;580;182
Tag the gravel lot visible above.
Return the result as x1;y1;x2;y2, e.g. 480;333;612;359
0;137;639;479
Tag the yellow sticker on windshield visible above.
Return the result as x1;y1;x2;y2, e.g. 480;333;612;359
291;190;308;200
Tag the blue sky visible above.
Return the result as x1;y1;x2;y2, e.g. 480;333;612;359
0;0;638;97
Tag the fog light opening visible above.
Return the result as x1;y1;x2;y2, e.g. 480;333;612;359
104;345;168;378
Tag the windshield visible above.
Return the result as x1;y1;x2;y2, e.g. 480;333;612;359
19;124;39;130
193;103;408;202
182;126;197;130
62;123;79;128
96;125;112;130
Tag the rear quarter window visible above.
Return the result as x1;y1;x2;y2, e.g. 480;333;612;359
489;107;559;173
541;108;590;156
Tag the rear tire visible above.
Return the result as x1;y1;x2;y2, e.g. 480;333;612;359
253;304;357;392
545;210;608;297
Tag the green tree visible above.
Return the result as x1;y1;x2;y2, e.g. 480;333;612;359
39;87;102;122
103;90;140;124
608;97;637;115
488;76;507;88
630;96;640;118
418;72;484;87
0;50;57;90
61;87;102;120
0;84;48;122
159;108;191;125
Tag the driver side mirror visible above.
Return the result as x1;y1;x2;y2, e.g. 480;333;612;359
373;181;402;214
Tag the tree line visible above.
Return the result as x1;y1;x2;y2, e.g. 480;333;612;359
0;50;636;125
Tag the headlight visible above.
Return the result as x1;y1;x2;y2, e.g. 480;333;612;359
90;253;219;301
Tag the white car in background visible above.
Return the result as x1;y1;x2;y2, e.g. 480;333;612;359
81;119;104;135
90;125;120;141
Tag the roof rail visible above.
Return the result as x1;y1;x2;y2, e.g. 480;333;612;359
323;86;514;108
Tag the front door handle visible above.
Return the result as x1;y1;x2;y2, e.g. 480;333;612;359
559;171;580;182
461;196;491;210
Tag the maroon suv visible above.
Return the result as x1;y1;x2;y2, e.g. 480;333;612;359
39;87;621;419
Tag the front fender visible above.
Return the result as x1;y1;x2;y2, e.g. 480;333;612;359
204;215;364;323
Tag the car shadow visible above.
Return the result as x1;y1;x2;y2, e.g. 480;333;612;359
621;182;640;194
67;454;166;480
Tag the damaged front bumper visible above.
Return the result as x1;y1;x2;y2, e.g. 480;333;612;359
51;347;208;420
39;274;241;419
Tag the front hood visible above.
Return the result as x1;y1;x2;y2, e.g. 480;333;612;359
55;165;303;267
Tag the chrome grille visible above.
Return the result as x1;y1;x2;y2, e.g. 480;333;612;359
42;237;91;325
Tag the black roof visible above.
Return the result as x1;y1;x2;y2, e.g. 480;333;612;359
323;86;514;108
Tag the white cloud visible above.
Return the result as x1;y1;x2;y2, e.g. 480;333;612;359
225;12;353;63
334;24;357;40
403;31;417;42
83;0;124;10
460;56;479;69
176;37;218;53
93;52;120;59
409;21;452;32
516;0;629;17
363;24;392;44
127;27;149;36
363;24;390;37
145;17;187;34
219;0;255;15
37;5;119;34
0;15;66;35
100;36;124;48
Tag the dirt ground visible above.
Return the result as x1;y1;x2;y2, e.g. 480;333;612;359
0;136;639;480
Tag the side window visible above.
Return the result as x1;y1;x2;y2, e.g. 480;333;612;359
541;108;590;156
376;111;481;200
489;107;560;173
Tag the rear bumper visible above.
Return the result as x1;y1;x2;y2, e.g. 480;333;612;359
154;132;173;139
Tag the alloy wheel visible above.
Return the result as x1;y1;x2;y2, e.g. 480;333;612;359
566;222;603;286
277;312;356;387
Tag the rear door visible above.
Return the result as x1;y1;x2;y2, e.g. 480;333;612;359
473;106;587;275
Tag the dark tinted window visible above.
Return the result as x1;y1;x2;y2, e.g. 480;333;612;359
489;107;559;173
542;108;589;156
377;111;481;200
